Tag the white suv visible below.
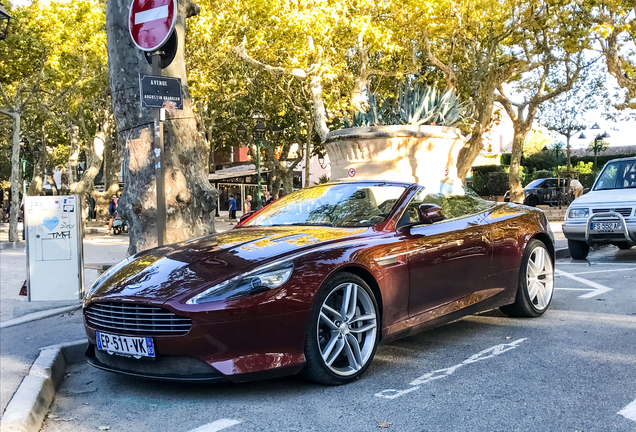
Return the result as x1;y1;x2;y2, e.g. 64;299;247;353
563;156;636;259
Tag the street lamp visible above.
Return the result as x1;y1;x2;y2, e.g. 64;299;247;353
0;1;11;41
235;113;282;211
580;125;610;172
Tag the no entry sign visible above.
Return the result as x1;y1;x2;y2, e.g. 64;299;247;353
129;0;177;52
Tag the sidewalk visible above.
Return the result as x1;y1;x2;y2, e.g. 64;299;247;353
0;219;236;323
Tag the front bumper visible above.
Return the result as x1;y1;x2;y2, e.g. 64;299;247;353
563;212;636;246
84;308;309;383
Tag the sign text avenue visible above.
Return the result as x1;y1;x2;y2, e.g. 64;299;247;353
139;74;183;109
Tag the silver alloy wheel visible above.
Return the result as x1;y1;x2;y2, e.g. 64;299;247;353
317;282;377;376
526;245;554;310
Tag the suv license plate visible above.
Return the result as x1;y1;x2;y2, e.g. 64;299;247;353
590;222;622;231
96;331;155;358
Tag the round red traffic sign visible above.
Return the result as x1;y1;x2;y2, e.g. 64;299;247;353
348;168;356;177
129;0;177;52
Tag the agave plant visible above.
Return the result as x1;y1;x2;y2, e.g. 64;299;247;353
343;82;472;129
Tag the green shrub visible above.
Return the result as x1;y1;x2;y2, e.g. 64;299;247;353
532;170;553;181
486;172;509;196
500;153;512;165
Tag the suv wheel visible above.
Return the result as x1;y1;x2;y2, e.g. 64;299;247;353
615;242;632;250
568;240;589;259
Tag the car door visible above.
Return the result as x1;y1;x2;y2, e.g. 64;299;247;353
399;190;493;318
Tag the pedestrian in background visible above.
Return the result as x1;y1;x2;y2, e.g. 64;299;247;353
228;194;237;221
570;178;584;199
244;195;252;214
264;191;274;206
108;196;118;234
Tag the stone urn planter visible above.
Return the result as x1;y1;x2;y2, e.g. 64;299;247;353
324;125;467;194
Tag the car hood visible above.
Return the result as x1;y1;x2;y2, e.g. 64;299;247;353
570;189;636;207
88;226;368;304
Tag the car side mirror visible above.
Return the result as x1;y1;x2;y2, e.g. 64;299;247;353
418;204;445;224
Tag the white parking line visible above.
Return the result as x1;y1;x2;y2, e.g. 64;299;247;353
375;338;527;400
189;419;242;432
554;269;613;299
618;398;636;423
571;268;636;276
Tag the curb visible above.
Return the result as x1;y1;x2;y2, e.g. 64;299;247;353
555;247;570;259
0;339;87;432
0;305;81;329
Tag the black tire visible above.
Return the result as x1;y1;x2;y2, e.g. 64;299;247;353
615;242;632;250
500;239;554;318
113;225;121;235
568;239;589;259
524;194;539;207
301;272;380;385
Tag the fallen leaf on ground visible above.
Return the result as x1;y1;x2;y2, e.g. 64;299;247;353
378;422;392;428
98;426;110;430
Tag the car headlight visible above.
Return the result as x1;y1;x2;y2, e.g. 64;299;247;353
86;255;136;297
186;261;294;304
568;208;590;219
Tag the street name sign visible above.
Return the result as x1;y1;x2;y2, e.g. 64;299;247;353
139;74;183;109
129;0;177;52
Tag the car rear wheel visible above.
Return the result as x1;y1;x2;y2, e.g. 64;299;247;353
568;239;589;259
501;239;554;318
302;273;379;385
524;194;539;207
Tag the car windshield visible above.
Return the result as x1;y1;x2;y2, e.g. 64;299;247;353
593;160;636;191
242;183;408;228
525;179;545;189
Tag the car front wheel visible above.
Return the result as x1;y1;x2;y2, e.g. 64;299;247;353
302;273;379;385
501;239;554;318
568;239;589;259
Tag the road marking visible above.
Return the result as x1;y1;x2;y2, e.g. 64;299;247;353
557;262;636;266
571;268;636;275
135;5;169;25
554;269;613;299
375;338;527;400
189;419;242;432
618;398;636;422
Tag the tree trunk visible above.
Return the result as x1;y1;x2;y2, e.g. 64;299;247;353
456;93;496;182
107;0;217;255
508;125;531;203
67;124;79;186
309;75;329;142
93;113;120;221
565;134;572;172
28;128;48;196
45;166;59;195
9;111;20;242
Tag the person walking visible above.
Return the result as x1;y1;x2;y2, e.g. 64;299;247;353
243;195;252;215
228;194;237;221
108;196;118;234
264;191;274;206
570;178;584;199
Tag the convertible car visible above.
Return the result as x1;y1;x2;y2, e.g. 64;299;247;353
83;180;555;385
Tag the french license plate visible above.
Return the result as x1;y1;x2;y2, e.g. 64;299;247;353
590;222;622;231
96;331;155;358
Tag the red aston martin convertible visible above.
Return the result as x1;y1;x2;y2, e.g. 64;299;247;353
83;180;555;385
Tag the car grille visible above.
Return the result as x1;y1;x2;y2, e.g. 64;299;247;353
85;302;192;336
592;208;632;218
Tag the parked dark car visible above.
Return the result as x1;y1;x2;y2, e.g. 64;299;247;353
83;180;555;385
523;178;568;206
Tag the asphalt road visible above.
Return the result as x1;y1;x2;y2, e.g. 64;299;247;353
38;246;636;432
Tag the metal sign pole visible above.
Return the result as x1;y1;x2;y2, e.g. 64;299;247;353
152;52;166;246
